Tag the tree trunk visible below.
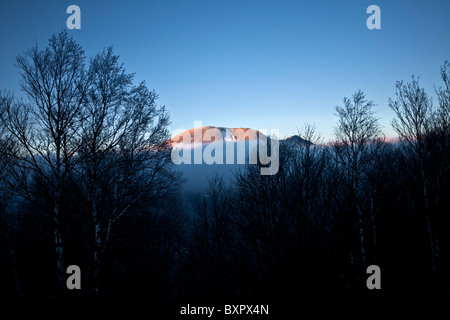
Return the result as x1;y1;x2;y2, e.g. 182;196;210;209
354;176;367;267
370;195;376;263
421;167;438;283
0;215;24;299
356;200;367;266
53;200;65;291
92;191;102;299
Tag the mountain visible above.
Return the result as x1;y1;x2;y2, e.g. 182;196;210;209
168;126;311;195
169;126;311;146
283;135;313;146
169;126;266;145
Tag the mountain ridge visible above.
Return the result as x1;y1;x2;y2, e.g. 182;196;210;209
169;126;311;145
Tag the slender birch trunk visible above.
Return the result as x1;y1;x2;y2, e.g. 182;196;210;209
92;200;102;298
53;198;65;291
421;166;438;283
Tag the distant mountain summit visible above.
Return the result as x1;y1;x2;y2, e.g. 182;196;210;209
283;135;313;146
170;126;266;145
169;126;312;145
167;126;312;193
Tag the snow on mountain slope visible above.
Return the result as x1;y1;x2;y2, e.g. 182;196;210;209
168;126;309;194
170;126;266;145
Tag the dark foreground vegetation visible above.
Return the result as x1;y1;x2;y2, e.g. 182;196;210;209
0;32;449;309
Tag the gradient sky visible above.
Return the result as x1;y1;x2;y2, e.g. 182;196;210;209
1;0;449;141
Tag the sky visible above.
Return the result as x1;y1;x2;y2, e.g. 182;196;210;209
1;0;449;141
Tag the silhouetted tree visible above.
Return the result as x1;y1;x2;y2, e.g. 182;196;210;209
333;90;384;282
76;46;174;297
388;77;440;283
0;31;90;290
0;94;23;299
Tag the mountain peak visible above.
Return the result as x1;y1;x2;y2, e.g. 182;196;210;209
169;126;313;146
170;126;266;144
284;135;313;146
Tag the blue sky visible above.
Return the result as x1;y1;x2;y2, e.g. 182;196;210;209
1;0;449;141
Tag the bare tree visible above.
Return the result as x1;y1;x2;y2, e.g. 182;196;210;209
0;92;23;299
295;124;327;234
389;76;440;283
77;47;174;297
436;61;450;132
434;61;450;185
333;90;383;273
0;31;90;290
